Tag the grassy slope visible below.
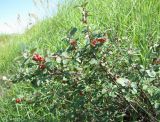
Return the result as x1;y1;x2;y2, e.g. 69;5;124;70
0;0;159;73
0;36;21;74
0;0;159;120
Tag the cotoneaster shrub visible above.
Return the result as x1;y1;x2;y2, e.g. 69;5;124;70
10;2;160;121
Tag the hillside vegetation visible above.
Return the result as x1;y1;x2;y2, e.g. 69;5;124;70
0;0;159;121
0;0;159;73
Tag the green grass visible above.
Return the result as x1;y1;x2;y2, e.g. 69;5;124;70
0;35;25;74
0;0;159;73
0;0;159;120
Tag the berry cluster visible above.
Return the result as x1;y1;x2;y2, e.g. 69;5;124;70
33;54;46;70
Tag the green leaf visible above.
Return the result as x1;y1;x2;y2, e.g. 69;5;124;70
63;59;69;65
154;102;160;109
131;82;137;89
142;85;148;90
63;77;68;81
62;52;69;58
116;78;131;87
56;56;61;63
22;52;28;59
89;58;98;65
81;1;88;7
69;27;77;37
102;88;107;94
146;70;156;77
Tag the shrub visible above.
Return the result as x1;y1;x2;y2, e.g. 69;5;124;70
11;2;160;121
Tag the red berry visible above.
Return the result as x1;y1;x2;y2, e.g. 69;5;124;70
79;91;84;96
33;54;39;61
16;98;22;103
91;39;98;47
33;54;45;62
38;57;45;62
91;38;107;47
70;39;77;46
39;64;46;69
97;38;106;43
